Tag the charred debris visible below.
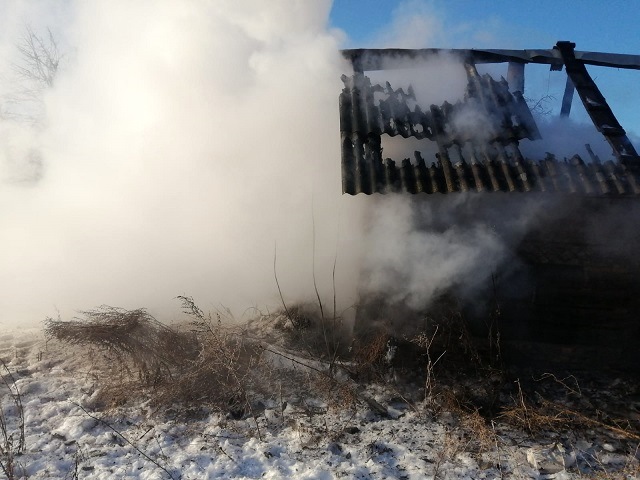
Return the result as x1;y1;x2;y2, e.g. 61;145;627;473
339;41;640;196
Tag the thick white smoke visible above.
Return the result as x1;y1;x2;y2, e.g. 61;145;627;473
346;1;638;321
0;0;366;326
2;0;635;331
358;195;508;310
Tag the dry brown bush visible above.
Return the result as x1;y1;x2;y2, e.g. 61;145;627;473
44;298;368;425
350;330;391;381
45;306;196;381
44;303;265;415
458;409;495;452
304;370;358;412
268;303;351;364
498;396;569;435
0;359;26;480
497;379;640;444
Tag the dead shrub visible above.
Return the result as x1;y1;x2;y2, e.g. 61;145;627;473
458;409;496;453
45;306;196;382
404;296;506;416
270;303;350;363
520;405;575;434
0;359;25;480
44;302;265;415
409;297;485;372
351;330;391;381
304;371;358;412
498;379;578;435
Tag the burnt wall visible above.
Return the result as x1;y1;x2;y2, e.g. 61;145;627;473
498;196;640;369
354;194;640;371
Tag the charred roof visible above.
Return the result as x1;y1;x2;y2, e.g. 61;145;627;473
339;41;640;196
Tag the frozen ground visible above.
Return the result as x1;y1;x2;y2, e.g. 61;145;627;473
1;327;639;479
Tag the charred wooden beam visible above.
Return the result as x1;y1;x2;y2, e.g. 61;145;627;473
555;41;640;168
342;48;640;72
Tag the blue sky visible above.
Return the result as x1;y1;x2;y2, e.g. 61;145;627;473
329;0;640;134
329;0;640;53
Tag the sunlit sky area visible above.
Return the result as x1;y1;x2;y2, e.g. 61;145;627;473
329;0;640;135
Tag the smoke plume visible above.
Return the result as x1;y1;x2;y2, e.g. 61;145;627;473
2;0;635;333
0;0;366;326
344;1;639;327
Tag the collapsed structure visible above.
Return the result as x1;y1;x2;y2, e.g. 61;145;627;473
340;41;640;196
340;42;640;369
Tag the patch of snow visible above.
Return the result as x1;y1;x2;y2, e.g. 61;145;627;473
0;328;638;479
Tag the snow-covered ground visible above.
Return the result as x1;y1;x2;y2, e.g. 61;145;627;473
1;327;638;479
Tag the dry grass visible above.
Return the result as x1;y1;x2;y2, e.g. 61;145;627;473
44;299;357;419
0;359;25;480
45;306;195;382
45;302;264;415
458;409;495;452
350;330;391;381
270;303;351;364
41;295;640;480
497;379;640;442
498;397;570;434
304;370;358;412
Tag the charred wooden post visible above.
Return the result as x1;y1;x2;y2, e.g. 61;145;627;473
555;41;640;169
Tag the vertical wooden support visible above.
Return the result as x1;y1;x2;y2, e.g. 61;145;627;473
560;75;575;118
507;62;525;93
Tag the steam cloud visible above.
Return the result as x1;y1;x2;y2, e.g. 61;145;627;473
358;195;507;310
1;1;634;331
0;0;366;326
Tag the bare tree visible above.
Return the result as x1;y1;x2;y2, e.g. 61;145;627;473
13;26;61;91
0;26;62;183
2;25;63;123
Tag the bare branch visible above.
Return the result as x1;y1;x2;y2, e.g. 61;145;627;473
525;94;555;117
3;25;64;124
13;26;60;90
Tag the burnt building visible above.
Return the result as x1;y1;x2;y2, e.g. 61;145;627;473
340;42;640;370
